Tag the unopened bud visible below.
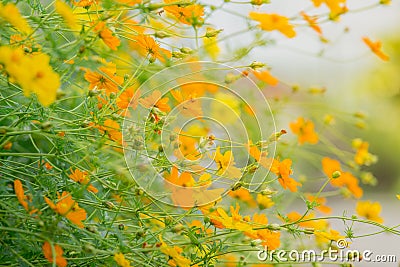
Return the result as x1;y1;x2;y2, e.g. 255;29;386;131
154;31;170;38
40;121;53;131
205;28;223;38
304;228;315;234
332;171;341;179
180;47;193;54
172;51;186;58
88;88;101;97
231;182;243;191
267;223;281;231
249;61;265;69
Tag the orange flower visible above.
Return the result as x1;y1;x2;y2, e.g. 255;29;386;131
69;168;98;193
117;87;140;110
249;12;296;38
170;89;203;118
93;21;121;51
84;62;124;95
164;166;195;187
301;11;322;35
131;35;171;62
253;70;279;86
312;0;347;19
173;129;201;161
289;117;319;145
247;140;271;168
3;141;12;150
139;90;171;112
163;0;204;26
116;0;141;6
42;242;67;267
322;157;363;198
306;195;332;214
362;37;389;61
14;179;38;214
270;159;302;192
243;213;281;250
14;179;29;212
97;119;123;143
44;191;87;228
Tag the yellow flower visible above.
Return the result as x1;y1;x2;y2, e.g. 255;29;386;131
114;253;131;267
0;47;60;106
210;205;252;232
314;229;345;245
256;193;274;209
213;147;242;179
290;117;319;145
229;188;257;207
356;200;383;223
0;2;33;34
55;0;79;30
159;235;192;267
352;139;377;166
210;92;241;124
203;27;220;60
249;12;296;38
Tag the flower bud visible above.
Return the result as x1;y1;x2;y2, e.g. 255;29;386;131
249;61;265;69
154;31;170;38
205;28;223;38
332;171;341;179
180;47;193;54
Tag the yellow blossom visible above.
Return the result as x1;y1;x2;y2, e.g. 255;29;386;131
356;200;383;223
55;1;79;30
213;147;242;179
114;253;131;267
0;47;60;106
0;2;33;34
